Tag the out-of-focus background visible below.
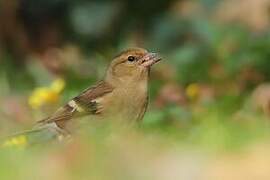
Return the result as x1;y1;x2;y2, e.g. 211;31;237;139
1;0;270;179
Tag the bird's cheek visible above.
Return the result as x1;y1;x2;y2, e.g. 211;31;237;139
115;66;134;77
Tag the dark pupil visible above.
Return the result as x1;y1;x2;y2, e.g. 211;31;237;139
128;56;135;62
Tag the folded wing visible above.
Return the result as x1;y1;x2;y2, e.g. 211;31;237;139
38;81;113;128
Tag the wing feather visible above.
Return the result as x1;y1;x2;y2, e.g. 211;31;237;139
38;81;113;127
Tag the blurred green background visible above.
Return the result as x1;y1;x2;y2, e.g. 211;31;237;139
1;0;270;179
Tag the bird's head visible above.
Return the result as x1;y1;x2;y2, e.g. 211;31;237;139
105;48;161;85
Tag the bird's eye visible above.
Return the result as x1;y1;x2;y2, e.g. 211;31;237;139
127;56;135;62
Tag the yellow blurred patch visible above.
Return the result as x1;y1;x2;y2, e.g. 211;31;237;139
2;135;27;148
50;78;66;94
28;78;66;109
186;83;200;100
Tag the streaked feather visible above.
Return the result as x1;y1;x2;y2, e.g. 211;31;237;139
38;81;113;128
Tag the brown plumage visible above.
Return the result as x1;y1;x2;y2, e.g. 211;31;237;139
38;47;161;132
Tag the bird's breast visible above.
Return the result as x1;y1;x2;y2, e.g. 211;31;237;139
101;82;148;122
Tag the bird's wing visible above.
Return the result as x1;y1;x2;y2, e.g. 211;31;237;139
38;81;113;126
73;81;113;113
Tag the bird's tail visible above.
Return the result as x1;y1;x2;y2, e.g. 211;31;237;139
1;124;65;148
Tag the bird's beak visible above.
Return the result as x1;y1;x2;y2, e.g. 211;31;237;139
140;52;162;67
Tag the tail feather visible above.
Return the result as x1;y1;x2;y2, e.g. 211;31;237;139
1;124;65;148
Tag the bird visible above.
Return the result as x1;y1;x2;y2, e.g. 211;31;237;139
2;48;162;146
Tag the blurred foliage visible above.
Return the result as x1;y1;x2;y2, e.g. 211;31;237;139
1;0;270;179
